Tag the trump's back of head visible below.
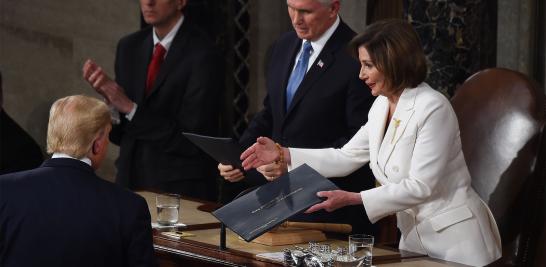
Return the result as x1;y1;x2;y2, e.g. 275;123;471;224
47;95;110;160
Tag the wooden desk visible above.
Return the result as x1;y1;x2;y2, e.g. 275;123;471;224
138;192;468;267
154;228;421;266
138;191;219;225
378;258;471;267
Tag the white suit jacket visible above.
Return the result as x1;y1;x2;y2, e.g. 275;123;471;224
289;83;501;266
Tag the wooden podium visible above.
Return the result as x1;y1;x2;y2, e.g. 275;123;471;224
251;222;351;246
252;228;327;246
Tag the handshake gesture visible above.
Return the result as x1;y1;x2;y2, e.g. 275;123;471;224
218;136;362;213
241;137;290;171
218;137;288;182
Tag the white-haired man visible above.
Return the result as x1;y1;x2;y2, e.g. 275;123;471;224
219;0;377;234
0;95;156;267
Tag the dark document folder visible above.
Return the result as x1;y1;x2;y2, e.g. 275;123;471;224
182;132;244;170
212;164;339;241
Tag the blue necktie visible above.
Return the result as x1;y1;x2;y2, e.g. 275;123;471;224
286;41;313;110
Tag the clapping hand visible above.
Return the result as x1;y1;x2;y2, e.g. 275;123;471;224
82;59;134;114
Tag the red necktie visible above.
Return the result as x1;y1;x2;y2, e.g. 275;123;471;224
145;43;166;95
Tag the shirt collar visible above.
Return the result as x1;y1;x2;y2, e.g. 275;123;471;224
304;16;340;55
153;15;185;52
52;153;92;167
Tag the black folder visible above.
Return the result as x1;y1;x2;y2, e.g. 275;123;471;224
212;164;339;242
182;132;244;170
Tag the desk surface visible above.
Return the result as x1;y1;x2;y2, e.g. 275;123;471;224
179;228;399;257
138;191;218;225
138;191;469;267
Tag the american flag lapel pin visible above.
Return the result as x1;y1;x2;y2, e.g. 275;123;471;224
317;60;324;68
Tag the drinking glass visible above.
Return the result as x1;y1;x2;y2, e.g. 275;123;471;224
348;234;374;267
155;194;181;225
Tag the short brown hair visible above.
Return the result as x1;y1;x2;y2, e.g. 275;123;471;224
47;95;110;158
349;19;427;92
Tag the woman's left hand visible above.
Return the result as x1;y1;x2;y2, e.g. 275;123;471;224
305;190;363;213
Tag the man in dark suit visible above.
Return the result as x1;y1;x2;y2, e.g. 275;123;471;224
0;95;156;267
219;0;376;234
83;0;222;201
0;70;43;174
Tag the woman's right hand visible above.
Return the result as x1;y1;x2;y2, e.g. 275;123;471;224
240;137;280;170
218;163;245;182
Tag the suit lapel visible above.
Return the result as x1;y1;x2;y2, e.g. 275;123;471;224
146;21;190;98
285;52;334;115
378;88;417;168
280;38;304;116
134;32;154;104
285;25;346;116
369;97;389;163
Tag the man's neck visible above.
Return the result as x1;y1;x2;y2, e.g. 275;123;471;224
52;153;93;168
154;13;183;39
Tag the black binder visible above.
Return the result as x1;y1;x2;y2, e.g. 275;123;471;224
212;164;339;241
182;132;244;170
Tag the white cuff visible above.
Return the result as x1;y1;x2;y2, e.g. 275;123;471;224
125;103;137;121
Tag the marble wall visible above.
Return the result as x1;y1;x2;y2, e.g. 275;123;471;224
404;0;497;96
404;0;545;94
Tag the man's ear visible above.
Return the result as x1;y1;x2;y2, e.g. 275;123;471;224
92;138;101;156
91;130;107;156
330;0;340;16
178;0;187;11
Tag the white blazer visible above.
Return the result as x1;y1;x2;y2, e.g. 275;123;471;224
289;83;501;266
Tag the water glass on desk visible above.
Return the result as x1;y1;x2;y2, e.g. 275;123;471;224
349;234;374;267
156;194;180;225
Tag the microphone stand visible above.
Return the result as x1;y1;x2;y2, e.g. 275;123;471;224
220;223;227;250
219;185;257;251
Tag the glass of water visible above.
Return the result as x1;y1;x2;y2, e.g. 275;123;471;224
156;194;180;226
349;234;374;267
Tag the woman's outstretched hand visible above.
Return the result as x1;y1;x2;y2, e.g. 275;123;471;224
305;190;363;213
241;137;279;170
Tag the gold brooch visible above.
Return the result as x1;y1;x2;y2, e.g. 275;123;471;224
391;118;401;144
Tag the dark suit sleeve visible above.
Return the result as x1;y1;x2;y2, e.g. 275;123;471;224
0;178;5;257
331;60;375;147
125;196;157;267
239;94;274;148
114;47;223;155
336;66;375;148
0;111;43;174
110;41;128;146
239;41;277;149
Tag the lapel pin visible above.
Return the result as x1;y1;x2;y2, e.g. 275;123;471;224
317;60;324;68
391;118;401;144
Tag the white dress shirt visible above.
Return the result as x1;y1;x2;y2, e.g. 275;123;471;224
291;16;340;73
52;153;92;167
